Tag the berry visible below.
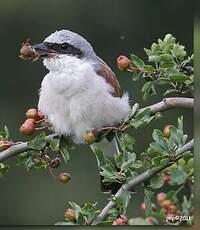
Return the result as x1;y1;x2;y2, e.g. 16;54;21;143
64;208;76;221
19;42;39;61
24;118;36;126
168;205;177;214
85;130;96;145
49;157;61;168
0;140;13;151
19;119;35;135
112;216;128;225
26;108;38;120
57;172;71;183
156;192;167;204
159;199;172;209
163;175;170;184
117;55;131;70
163;125;173;138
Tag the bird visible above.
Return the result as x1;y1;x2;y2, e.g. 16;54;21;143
24;30;130;192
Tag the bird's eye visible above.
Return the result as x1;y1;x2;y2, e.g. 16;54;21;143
60;43;68;50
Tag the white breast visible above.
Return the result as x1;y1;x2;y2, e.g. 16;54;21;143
38;56;130;144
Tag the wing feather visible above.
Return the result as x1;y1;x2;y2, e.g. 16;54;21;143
96;59;120;97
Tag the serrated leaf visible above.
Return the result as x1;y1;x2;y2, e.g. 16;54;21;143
144;189;153;217
132;70;141;81
27;132;46;150
119;133;135;151
93;147;107;168
50;135;60;151
148;55;161;63
169;73;189;82
150;174;164;189
170;167;187;185
59;136;70;163
163;89;178;96
130;54;144;68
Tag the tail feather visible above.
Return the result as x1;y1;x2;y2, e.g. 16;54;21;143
93;138;122;194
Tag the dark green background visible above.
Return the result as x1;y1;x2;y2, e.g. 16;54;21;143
0;0;193;225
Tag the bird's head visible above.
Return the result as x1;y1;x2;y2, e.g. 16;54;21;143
20;30;98;66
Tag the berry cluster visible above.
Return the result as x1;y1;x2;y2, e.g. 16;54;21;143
19;40;39;61
156;192;178;219
19;108;46;135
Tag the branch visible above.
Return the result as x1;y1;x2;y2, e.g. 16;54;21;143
140;97;193;114
92;139;194;225
0;97;193;162
0;134;56;162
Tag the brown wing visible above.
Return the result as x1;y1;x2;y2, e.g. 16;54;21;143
96;59;120;97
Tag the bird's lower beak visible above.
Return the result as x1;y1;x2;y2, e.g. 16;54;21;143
32;43;56;58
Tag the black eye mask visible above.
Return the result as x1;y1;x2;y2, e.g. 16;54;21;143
43;42;83;58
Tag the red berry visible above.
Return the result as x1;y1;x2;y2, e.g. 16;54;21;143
163;125;173;138
156;192;167;204
159;199;172;209
117;55;131;70
26;108;38;120
57;172;71;183
24;118;36;126
168;205;177;214
64;208;76;221
19;120;35;135
163;175;170;184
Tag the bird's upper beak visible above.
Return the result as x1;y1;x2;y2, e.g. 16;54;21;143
19;41;57;61
32;43;57;58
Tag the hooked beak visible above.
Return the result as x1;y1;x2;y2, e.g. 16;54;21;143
32;43;57;58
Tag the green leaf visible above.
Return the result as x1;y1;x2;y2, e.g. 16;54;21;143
130;54;145;68
160;54;173;62
144;48;152;56
169;73;189;82
170;167;187;185
27;132;46;150
93;147;107;168
59;136;70;163
69;202;82;216
132;70;141;81
50;135;60;151
0;163;9;177
131;108;154;128
155;78;170;85
144;189;153;217
144;65;154;73
150;174;164;189
148;55;161;63
119;133;135;151
0;126;10;140
114;154;123;169
163;89;178;96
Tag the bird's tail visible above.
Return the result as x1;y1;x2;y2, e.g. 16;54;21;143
91;137;121;194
